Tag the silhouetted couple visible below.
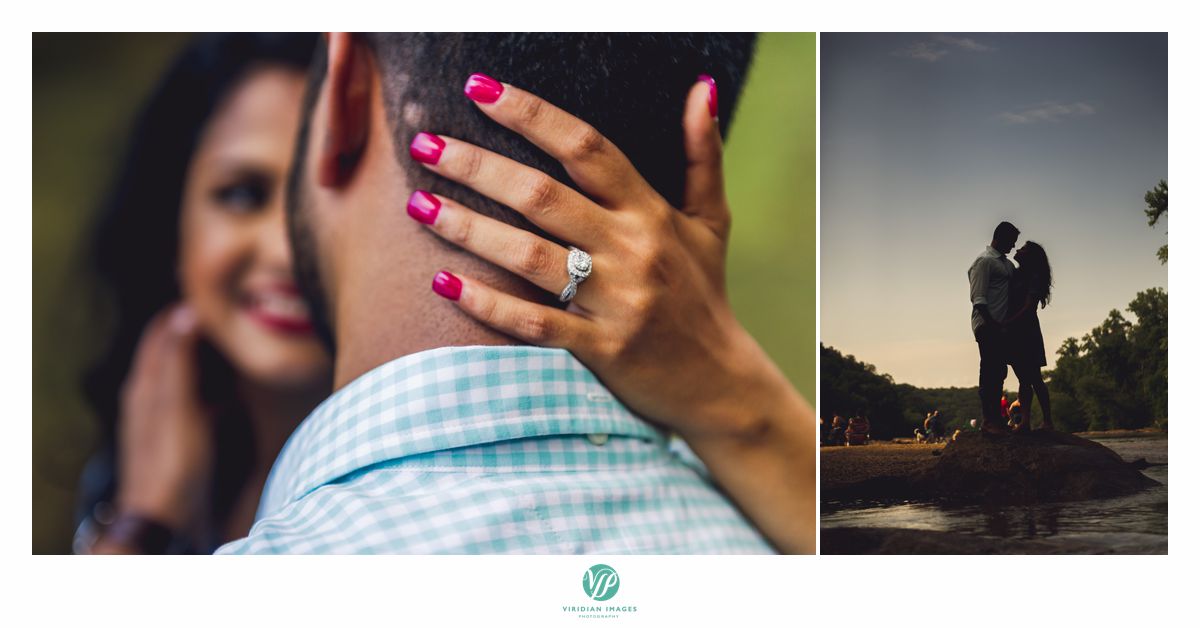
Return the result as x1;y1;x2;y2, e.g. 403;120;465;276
968;221;1054;435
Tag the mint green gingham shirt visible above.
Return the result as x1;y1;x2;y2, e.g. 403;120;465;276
217;346;773;554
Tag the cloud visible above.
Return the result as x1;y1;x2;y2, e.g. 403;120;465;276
997;101;1097;124
892;34;994;62
932;34;994;52
892;41;949;62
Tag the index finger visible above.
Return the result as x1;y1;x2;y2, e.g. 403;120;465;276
462;73;650;206
123;305;196;402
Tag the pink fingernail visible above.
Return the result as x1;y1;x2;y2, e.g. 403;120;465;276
698;74;717;118
464;73;504;104
432;270;462;301
406;190;441;225
410;132;446;165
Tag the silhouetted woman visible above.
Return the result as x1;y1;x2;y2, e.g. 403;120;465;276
1003;241;1054;431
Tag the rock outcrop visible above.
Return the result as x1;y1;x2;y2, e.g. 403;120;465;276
913;430;1160;503
822;431;1160;504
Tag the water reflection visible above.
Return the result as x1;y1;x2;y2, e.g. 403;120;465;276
822;437;1168;546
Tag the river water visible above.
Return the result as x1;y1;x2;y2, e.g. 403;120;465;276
820;435;1168;553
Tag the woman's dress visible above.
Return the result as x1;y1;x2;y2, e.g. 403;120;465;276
1006;267;1047;369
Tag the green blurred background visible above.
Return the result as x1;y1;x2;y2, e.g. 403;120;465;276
32;33;815;553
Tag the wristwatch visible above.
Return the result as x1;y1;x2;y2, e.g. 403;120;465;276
74;501;176;554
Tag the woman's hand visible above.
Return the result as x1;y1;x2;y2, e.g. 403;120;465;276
409;75;815;553
98;304;214;551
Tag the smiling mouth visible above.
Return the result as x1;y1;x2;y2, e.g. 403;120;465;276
241;287;315;335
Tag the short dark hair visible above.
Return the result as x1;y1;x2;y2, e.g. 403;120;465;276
288;33;757;348
365;34;755;227
993;221;1020;242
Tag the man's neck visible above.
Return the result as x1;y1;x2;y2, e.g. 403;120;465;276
317;78;550;390
328;197;523;388
331;264;519;389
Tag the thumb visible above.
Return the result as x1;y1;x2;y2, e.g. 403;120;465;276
681;75;730;236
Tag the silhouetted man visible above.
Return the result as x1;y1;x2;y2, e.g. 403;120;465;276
968;221;1019;435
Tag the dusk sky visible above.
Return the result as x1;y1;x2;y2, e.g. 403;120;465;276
821;33;1167;388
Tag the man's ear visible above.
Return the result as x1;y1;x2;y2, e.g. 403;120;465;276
317;33;373;187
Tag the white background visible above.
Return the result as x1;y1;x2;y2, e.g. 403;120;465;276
10;2;1195;626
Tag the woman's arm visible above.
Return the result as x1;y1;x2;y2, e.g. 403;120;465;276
87;305;214;554
1001;293;1036;326
409;76;815;553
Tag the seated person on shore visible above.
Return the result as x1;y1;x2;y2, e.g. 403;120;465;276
846;415;870;446
1007;398;1023;429
830;415;847;446
916;412;934;442
217;33;775;554
927;410;945;441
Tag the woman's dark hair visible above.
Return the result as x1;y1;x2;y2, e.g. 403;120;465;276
81;33;317;543
1021;241;1053;309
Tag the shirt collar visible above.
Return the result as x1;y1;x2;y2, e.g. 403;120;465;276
257;346;667;518
984;245;1012;264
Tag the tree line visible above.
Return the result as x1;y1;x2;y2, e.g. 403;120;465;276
1050;287;1167;431
821;287;1167;437
820;344;980;440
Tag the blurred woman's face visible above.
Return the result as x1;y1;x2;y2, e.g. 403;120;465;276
178;65;330;388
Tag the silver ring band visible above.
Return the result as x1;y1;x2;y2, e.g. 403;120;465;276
559;247;592;302
559;279;578;302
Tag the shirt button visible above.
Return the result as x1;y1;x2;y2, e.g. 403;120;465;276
587;433;609;446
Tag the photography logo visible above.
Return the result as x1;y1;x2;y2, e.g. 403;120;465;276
562;564;637;619
582;564;620;601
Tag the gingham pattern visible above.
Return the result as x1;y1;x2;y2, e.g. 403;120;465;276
217;346;773;554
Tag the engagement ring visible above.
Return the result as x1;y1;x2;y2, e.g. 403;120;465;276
559;247;592;302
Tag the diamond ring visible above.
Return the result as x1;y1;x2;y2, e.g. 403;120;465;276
559;247;592;302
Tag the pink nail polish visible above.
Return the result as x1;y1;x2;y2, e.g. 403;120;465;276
410;132;446;165
464;73;504;104
432;270;462;301
406;190;441;225
698;74;718;118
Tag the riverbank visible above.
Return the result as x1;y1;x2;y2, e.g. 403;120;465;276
1076;428;1167;439
822;429;1165;496
821;432;1167;554
822;526;1168;554
821;442;941;495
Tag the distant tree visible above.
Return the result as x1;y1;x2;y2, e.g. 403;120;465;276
1047;288;1167;430
1128;288;1168;419
820;344;908;439
1144;179;1167;264
821;345;985;438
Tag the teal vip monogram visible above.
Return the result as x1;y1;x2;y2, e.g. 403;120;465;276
582;564;620;601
